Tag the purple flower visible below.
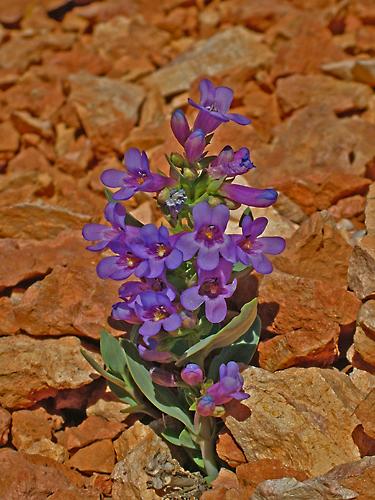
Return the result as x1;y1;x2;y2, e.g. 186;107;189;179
220;183;278;207
208;146;255;179
128;224;183;278
181;260;236;323
97;239;148;280
206;362;249;405
171;109;190;146
144;275;176;301
181;364;204;386
111;301;140;324
234;216;285;274
118;281;148;304
197;394;216;417
101;148;172;201
165;188;187;218
82;202;131;251
138;338;174;363
135;291;182;343
189;79;251;134
150;367;178;387
184;129;206;163
175;202;236;271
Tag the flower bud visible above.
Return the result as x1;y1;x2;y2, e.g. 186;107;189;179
171;109;190;146
170;153;187;169
150;367;178;387
197;394;216;416
181;364;204;386
184;129;206;163
221;183;278;208
157;187;171;204
207;195;223;207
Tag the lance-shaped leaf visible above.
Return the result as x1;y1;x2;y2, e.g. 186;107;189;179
161;428;198;450
176;298;257;366
122;340;195;433
208;315;261;379
100;330;127;379
81;348;125;390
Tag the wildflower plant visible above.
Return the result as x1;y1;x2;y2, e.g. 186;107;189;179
82;79;285;479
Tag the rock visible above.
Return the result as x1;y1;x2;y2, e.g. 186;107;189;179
12;407;63;450
11;110;53;139
25;438;69;464
365;183;375;235
355;389;375;439
257;272;360;371
352;327;375;374
225;367;362;476
270;19;346;81
0;201;92;240
242;82;281;141
0;121;19;153
276;170;371;215
0;408;11;446
328;195;366;222
88;473;113;497
250;105;375;186
348;235;375;300
68;72;145;154
0;448;98;499
147;27;273;97
252;456;375;500
350;368;375;396
86;397;130;423
7;147;51;173
57;416;125;451
13;260;121;339
68;439;115;474
273;212;353;286
358;301;375;337
276;74;372;117
216;430;247;468
322;59;375;87
0;297;18;335
112;422;206;500
0;335;100;409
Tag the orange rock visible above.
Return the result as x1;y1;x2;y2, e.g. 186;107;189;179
216;430;246;468
68;439;115;474
273;212;353;286
328;195;366;222
348;235;375;300
0;448;98;499
358;301;375;337
225;367;362;476
0;335;100;409
25;438;69;464
58;416;124;451
7;147;50;173
0;407;11;446
12;407;63;450
0;121;19;153
352;327;375;374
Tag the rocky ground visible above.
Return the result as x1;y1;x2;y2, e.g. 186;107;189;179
0;0;374;498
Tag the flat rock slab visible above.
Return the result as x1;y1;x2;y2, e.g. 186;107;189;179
225;367;362;477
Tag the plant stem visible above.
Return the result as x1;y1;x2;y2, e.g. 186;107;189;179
196;415;219;477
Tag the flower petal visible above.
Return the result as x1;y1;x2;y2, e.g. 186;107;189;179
250;253;273;274
162;313;181;332
165;248;183;270
175;232;199;260
101;169;126;188
139;320;161;340
226;112;252;125
82;224;107;242
255;237;286;255
215;86;233;112
221;184;278;207
199;79;215;106
192;201;213;227
197;247;220;271
181;286;204;311
112;186;137;200
124;148;143;173
205;296;227;323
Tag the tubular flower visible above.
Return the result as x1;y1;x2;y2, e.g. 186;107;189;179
184;129;206;163
82;202;135;251
171;109;190;146
101;148;172;200
181;364;204;386
138;338;174;363
96;238;148;280
233;216;286;274
220;183;278;207
128;224;183;278
197;395;216;417
134;291;182;343
208;146;255;179
189;79;251;134
181;260;237;323
175;202;236;271
206;361;249;405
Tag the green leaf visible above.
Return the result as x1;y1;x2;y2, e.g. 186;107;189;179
208;315;261;379
232;262;249;273
176;298;258;366
81;349;127;390
104;188;114;202
122;340;195;433
108;382;137;407
100;330;127;379
161;430;182;447
179;429;198;449
192;456;205;469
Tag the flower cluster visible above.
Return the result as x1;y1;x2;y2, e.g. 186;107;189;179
83;79;285;468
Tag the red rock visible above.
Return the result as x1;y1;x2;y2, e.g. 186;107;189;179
358;301;375;336
0;120;19;153
55;136;93;176
13;259;121;339
201;468;240;500
11;110;53;139
356;389;375;439
58;416;124;451
365;183;375;235
88;473;113;496
0;408;11;446
12;407;63;450
68;72;145;154
216;430;247;468
256;271;360;371
0;335;100;409
270;19;346;81
352;327;375;374
7;147;50;173
0;297;18;335
276;74;372;117
328;195;366;222
68;439;115;474
242;82;281;141
25;438;69;464
249;105;375;186
273;211;353;286
348;235;375;300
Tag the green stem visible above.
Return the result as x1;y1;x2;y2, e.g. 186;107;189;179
196;415;219;478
